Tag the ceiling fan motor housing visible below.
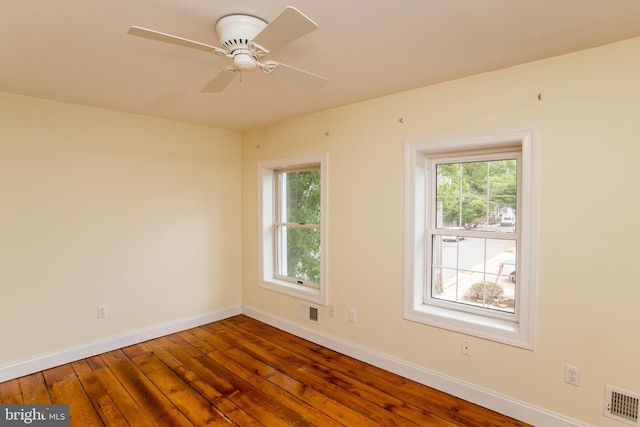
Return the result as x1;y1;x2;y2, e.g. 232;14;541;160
216;14;267;71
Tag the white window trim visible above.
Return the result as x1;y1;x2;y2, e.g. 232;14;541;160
404;126;538;349
258;153;329;306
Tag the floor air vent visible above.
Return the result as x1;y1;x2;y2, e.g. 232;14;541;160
300;304;319;323
605;385;640;426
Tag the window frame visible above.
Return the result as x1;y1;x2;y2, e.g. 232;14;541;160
259;153;328;305
404;127;538;349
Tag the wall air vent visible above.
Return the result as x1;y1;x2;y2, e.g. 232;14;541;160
299;304;319;323
605;385;640;426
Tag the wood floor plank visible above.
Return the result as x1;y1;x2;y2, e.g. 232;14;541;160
71;359;128;426
0;378;23;404
121;343;232;426
98;349;192;426
175;330;322;427
42;364;104;426
18;373;52;404
0;315;534;427
143;337;264;426
85;355;156;427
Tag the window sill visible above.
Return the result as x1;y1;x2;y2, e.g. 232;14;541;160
260;278;325;306
405;303;533;350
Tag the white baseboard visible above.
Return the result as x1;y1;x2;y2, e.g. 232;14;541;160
242;305;589;427
0;306;242;383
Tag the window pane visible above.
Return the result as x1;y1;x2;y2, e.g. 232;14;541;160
489;160;517;232
460;162;490;226
430;236;516;314
278;170;321;224
435;162;460;229
436;159;517;232
276;225;321;284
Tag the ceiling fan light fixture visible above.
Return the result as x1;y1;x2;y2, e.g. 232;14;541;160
232;50;257;71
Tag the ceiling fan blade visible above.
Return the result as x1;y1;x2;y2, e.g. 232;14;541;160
201;69;238;92
251;6;318;52
128;26;218;53
270;63;328;90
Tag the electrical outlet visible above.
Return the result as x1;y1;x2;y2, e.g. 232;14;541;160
97;305;107;319
462;339;472;356
348;309;356;323
564;364;580;386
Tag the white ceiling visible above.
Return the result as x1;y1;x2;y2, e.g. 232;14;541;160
2;1;640;131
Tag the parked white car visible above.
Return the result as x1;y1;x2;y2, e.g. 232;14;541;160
501;215;515;226
442;227;466;242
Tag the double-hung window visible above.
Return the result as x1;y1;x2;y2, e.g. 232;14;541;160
259;153;328;305
404;127;538;349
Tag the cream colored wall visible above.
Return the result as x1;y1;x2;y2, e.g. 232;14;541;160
241;37;640;426
0;93;242;366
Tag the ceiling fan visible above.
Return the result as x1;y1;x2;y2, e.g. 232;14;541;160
128;6;328;93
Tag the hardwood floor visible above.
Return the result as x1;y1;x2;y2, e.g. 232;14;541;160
0;315;532;426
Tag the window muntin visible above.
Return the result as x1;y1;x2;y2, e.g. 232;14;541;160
427;156;519;320
275;168;321;288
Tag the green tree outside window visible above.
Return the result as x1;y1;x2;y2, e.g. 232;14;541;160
276;169;321;285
